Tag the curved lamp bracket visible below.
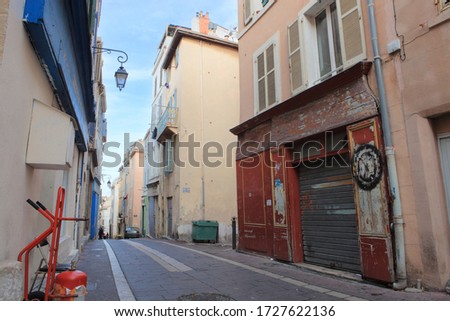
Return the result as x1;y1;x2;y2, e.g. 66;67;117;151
92;46;128;65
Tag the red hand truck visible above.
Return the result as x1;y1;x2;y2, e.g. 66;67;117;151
18;186;88;300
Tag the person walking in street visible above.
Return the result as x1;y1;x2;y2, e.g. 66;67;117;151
98;226;104;240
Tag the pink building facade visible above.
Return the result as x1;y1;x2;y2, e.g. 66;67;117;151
232;0;450;291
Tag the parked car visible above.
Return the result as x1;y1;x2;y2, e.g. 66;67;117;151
124;227;141;239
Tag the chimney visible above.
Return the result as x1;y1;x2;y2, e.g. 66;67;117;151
199;11;210;35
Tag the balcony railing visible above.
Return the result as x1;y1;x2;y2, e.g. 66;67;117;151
156;107;178;141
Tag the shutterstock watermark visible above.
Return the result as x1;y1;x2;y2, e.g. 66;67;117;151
102;132;351;170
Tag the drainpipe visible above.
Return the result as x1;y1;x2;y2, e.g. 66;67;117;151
199;40;206;220
366;0;407;290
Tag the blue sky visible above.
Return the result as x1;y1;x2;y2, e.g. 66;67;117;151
98;1;238;184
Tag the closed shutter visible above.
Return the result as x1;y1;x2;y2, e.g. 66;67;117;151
244;0;252;24
165;139;174;173
288;19;304;92
255;43;277;112
299;154;361;272
149;196;156;238
266;44;276;106
338;0;365;66
257;53;266;111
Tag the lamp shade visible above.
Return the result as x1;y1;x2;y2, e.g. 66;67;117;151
114;66;128;91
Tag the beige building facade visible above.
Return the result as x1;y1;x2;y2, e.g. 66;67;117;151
121;141;144;231
146;13;239;243
232;0;450;291
0;0;105;300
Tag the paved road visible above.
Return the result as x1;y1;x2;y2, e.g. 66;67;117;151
76;238;450;301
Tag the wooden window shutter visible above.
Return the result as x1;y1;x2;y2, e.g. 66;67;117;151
256;53;266;112
255;40;278;113
173;89;177;108
266;44;276;107
338;0;365;66
244;0;252;24
288;19;303;93
165;139;174;173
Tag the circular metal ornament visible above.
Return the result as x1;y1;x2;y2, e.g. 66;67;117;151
352;144;383;191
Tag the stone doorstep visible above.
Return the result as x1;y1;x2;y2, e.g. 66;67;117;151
226;247;367;286
292;262;363;282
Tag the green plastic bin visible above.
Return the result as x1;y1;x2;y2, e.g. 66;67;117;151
192;220;218;243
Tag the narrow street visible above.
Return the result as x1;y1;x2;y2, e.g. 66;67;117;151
77;239;449;301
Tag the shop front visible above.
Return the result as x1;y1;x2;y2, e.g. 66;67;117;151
232;62;395;283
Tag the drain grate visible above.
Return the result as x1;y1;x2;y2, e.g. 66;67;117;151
178;293;235;301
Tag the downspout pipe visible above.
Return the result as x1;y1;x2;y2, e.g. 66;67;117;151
366;0;407;290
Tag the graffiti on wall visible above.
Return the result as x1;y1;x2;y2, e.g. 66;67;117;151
274;179;286;225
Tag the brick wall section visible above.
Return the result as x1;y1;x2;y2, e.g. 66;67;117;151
0;0;9;64
236;78;378;160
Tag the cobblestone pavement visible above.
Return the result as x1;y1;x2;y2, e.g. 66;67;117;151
76;238;450;301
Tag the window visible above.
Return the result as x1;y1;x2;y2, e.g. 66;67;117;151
167;89;177;109
297;0;365;87
175;46;179;67
158;96;163;119
254;35;280;113
244;0;253;24
172;89;177;108
165;65;171;86
164;139;174;173
315;2;343;78
442;0;450;11
243;0;264;25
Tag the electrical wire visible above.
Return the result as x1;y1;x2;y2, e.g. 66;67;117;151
392;0;406;61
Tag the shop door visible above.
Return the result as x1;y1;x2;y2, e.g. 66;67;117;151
167;197;173;237
299;154;361;272
271;149;291;261
149;196;156;238
347;118;395;283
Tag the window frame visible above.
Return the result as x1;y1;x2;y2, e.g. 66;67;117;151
243;0;266;26
243;0;253;25
253;33;281;114
442;0;450;11
314;2;343;80
164;139;174;174
299;0;366;88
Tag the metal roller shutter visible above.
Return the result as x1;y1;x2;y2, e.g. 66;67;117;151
299;154;361;273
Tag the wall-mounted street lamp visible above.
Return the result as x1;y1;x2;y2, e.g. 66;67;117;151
92;46;129;91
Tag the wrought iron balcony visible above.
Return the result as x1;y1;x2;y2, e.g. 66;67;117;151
156;107;178;142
